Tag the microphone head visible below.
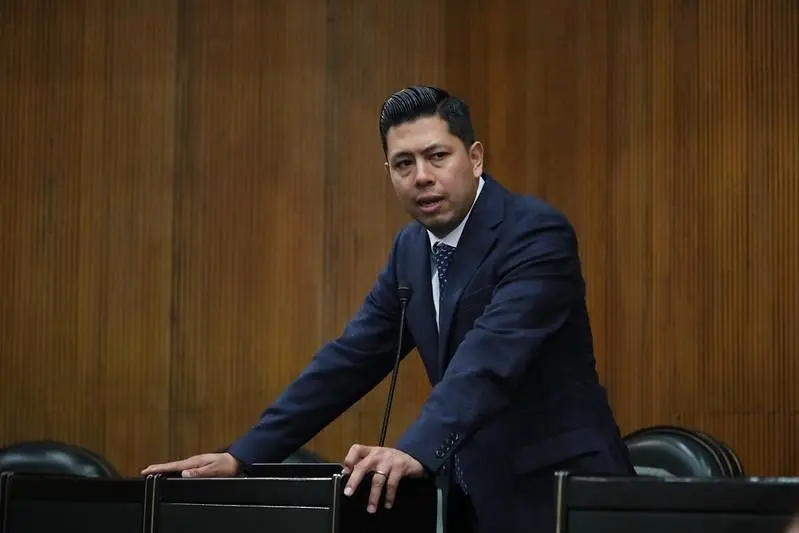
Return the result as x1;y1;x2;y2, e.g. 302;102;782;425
397;281;413;304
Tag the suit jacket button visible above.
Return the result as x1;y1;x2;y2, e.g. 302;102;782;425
435;449;444;459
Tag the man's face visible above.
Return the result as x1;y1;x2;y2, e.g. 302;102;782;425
384;116;484;237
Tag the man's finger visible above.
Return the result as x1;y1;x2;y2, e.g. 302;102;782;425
367;465;390;513
183;462;222;478
342;444;370;474
141;457;202;475
383;466;403;509
344;450;377;496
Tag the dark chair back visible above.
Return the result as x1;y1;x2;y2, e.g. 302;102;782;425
693;429;745;477
623;426;737;478
0;440;119;478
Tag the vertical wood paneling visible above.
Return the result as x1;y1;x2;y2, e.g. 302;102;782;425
0;0;797;477
603;0;657;429
169;0;328;460
649;0;677;424
92;1;177;473
669;0;797;474
550;0;798;475
0;0;177;473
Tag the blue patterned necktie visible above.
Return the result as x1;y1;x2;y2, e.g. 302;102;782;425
431;241;469;493
432;242;456;295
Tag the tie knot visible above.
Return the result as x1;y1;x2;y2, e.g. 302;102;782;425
432;241;455;264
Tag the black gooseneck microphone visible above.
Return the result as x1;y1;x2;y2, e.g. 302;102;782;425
378;281;413;447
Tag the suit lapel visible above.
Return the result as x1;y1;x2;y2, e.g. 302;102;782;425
437;177;505;373
405;225;439;375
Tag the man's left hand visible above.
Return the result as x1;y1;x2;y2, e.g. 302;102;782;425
342;444;425;512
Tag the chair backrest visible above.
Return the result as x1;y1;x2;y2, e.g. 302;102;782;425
0;440;119;478
623;426;737;478
694;430;745;477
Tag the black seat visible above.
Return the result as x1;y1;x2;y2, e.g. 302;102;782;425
0;440;119;478
623;426;738;478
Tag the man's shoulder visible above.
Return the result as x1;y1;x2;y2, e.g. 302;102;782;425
498;181;574;231
383;219;425;260
394;218;424;241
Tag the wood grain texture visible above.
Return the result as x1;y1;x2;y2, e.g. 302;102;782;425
167;0;329;464
0;0;796;477
0;0;177;473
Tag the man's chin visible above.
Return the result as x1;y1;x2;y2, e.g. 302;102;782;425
418;216;457;239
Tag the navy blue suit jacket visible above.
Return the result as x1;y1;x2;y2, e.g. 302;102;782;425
227;175;632;532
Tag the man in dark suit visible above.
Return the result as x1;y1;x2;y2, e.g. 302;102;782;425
142;85;634;532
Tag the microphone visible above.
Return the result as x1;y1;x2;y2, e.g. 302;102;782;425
378;281;413;447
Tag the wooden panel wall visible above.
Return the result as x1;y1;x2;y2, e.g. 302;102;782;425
0;0;177;475
168;0;329;465
1;0;797;477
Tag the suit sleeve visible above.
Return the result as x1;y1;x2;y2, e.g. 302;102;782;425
394;211;583;473
226;233;416;468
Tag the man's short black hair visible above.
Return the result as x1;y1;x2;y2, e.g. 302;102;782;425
379;85;475;155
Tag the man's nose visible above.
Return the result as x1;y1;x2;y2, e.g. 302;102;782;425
414;160;434;186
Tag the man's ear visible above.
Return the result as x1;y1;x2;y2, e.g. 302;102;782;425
469;141;485;177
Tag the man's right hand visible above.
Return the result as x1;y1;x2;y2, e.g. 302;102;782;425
140;452;241;478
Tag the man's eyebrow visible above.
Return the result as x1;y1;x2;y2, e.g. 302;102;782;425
389;150;412;163
389;143;450;162
422;143;447;153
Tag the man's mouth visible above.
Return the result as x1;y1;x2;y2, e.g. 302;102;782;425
418;197;444;213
